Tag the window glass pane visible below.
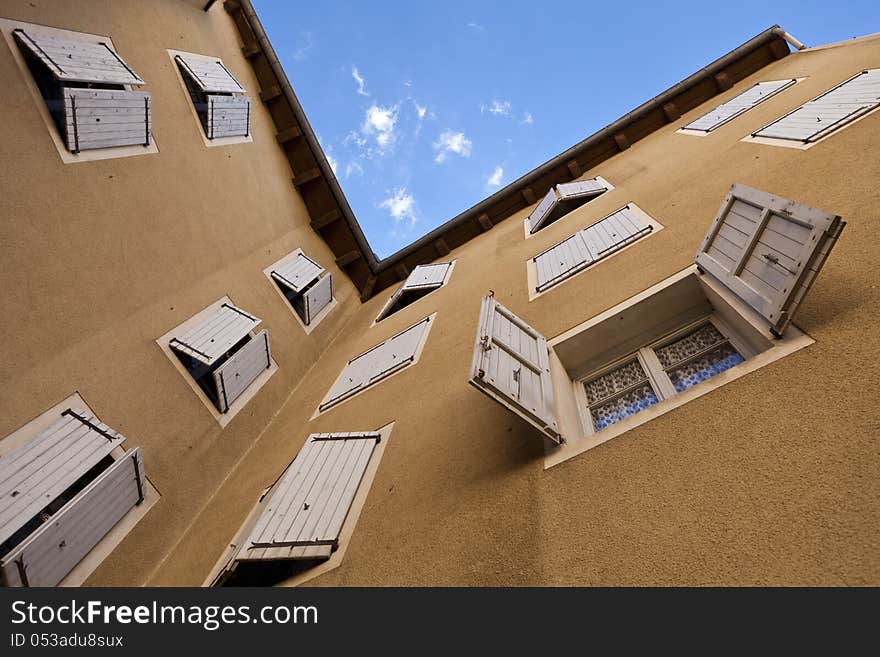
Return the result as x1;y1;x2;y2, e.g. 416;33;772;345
590;383;659;430
583;359;647;406
666;343;744;392
655;323;726;368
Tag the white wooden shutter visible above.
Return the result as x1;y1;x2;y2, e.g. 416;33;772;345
212;330;271;412
468;296;560;443
527;188;559;233
320;317;431;411
300;274;333;325
534;205;652;291
401;263;451;291
13;30;145;85
1;448;145;587
169;303;261;367
63;88;151;152
271;253;325;294
754;70;880;142
557;178;609;200
0;408;126;548
175;55;245;93
683;79;796;132
206;95;251;139
695;183;845;335
236;433;379;562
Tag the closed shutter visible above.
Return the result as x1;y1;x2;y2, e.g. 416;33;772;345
468;296;560;443
0;408;126;548
63;88;151;152
683;79;796;132
13;30;145;85
534;205;652;291
301;274;333;325
271;253;324;294
212;330;271;412
175;55;245;93
527;188;559;233
320;317;431;411
695;183;845;335
236;433;379;562
1;448;145;587
754;70;880;142
206;95;251;139
401;263;451;291
169;303;261;367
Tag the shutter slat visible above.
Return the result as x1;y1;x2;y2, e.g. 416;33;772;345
683;79;796;132
175;55;245;93
302;274;333;325
63;88;151;152
170;303;261;366
212;330;271;412
271;252;325;294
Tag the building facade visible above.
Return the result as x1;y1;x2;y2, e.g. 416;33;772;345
0;0;877;586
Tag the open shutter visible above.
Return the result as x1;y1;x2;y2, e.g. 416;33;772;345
528;178;610;234
468;296;560;443
527;188;559;233
683;79;796;132
212;330;271;412
1;448;145;587
300;274;333;325
236;432;379;563
175;55;245;93
169;303;261;367
754;70;880;143
557;178;609;201
320;318;431;411
0;408;126;548
534;205;652;292
271;253;324;294
13;30;145;85
401;263;451;291
63;88;151;152
695;183;845;335
206;95;251;139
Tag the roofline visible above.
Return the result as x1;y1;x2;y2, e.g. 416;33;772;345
223;1;797;300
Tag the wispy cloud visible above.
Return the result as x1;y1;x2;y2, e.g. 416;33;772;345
433;130;472;163
292;31;314;62
327;153;339;175
414;101;427;120
362;104;398;149
380;188;417;226
344;161;364;178
352;67;369;96
481;99;511;117
521;111;534;125
466;21;485;31
487;165;503;188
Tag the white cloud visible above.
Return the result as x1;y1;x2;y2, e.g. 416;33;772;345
380;188;417;226
344;161;364;178
362;104;398;148
352;67;369;96
414;101;427;119
292;31;313;61
433;130;472;163
466;21;485;30
487;165;503;188
327;153;339;175
482;99;511;116
521;111;534;125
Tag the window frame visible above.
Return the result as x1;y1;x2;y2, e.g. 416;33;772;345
373;261;456;324
0;18;158;163
166;49;253;148
156;296;278;427
522;175;615;238
263;248;337;333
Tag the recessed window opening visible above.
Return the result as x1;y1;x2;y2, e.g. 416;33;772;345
375;263;453;322
268;251;333;327
526;177;613;234
174;53;250;139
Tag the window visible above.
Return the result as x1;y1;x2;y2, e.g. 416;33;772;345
746;69;880;148
1;20;156;162
375;262;454;322
209;425;393;587
170;50;252;144
525;176;613;234
470;183;845;467
678;79;797;134
159;298;277;424
265;249;335;331
527;203;663;297
0;395;157;587
318;315;434;413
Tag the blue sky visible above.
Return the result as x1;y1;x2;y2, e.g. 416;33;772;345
252;0;878;258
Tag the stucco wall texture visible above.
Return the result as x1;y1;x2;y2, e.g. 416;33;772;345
0;1;877;586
